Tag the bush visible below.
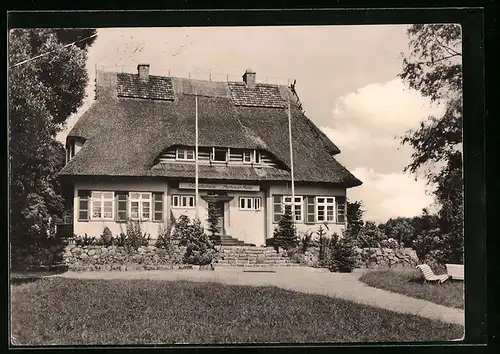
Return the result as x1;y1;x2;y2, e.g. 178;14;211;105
175;215;216;266
380;237;400;249
74;234;97;246
100;227;113;247
300;232;314;253
125;220;151;250
328;234;357;273
273;205;298;251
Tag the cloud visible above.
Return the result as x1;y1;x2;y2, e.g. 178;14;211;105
322;78;445;151
347;167;434;222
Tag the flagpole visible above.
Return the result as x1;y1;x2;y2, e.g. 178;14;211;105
288;99;295;226
195;94;199;220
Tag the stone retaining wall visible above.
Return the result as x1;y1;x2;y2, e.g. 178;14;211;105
62;245;186;271
296;247;419;269
355;247;418;269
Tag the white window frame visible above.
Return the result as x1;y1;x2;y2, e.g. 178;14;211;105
90;191;115;220
211;147;229;163
239;197;261;211
176;148;195;161
254;150;261;164
243;151;252;164
172;194;196;209
129;192;152;221
283;195;304;222
315;197;335;223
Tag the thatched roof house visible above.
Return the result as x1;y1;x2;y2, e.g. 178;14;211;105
61;65;361;246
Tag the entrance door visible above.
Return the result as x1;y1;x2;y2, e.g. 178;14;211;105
214;201;225;235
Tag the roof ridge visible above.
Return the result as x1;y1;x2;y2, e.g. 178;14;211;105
112;70;289;88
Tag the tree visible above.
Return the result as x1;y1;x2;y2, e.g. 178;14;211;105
344;200;364;241
9;29;96;249
357;221;387;248
273;205;298;250
380;217;417;247
399;24;463;263
206;202;221;245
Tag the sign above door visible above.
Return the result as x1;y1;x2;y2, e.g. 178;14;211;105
178;182;260;192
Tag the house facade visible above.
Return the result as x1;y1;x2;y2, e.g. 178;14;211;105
59;65;362;246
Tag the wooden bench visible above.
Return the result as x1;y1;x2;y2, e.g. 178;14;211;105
416;264;449;284
446;264;464;280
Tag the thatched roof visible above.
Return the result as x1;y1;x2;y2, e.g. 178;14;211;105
60;71;361;187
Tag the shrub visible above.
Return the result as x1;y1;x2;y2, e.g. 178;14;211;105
273;205;298;251
380;237;400;249
328;234;357;273
117;220;151;251
74;234;97;246
300;232;314;253
175;215;216;266
317;225;329;266
100;227;114;246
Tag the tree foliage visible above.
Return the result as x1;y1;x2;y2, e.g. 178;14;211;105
273;205;298;250
206;202;221;245
379;217;417;247
9;29;96;248
399;24;463;263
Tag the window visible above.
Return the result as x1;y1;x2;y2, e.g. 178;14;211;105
91;191;114;220
273;195;283;222
336;196;346;223
243;151;252;164
153;192;163;222
254;150;261;164
172;195;196;208
78;190;90;220
116;192;128;221
211;147;228;162
284;196;304;222
176;148;195;160
129;192;152;220
239;197;261;210
316;197;335;222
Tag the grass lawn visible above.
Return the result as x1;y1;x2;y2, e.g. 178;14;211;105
11;277;463;345
359;269;464;309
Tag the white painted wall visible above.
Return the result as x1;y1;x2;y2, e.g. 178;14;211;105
268;184;347;239
168;186;266;246
73;180;168;239
72;180;347;244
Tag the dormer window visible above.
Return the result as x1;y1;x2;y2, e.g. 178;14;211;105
211;147;228;162
254;150;261;164
176;148;195;161
243;151;252;164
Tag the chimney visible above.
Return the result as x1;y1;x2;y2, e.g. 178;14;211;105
137;64;150;82
242;68;256;86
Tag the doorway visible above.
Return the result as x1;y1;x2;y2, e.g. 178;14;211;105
214;201;225;235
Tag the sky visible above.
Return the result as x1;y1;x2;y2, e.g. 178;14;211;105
57;26;445;223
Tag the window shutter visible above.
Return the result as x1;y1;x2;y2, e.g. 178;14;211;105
153;192;163;222
77;190;90;221
306;196;315;224
116;192;128;221
336;196;346;223
273;195;282;223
